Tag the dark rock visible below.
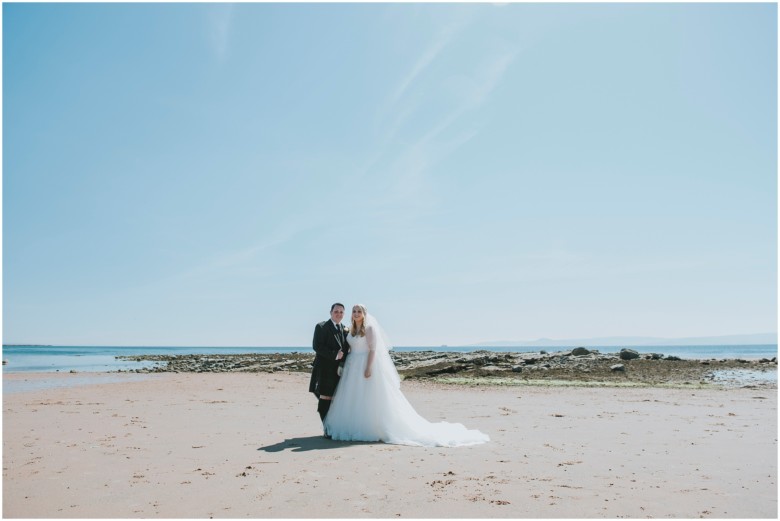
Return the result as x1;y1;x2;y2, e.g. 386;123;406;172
665;356;683;361
610;364;626;372
111;350;779;390
619;349;640;360
571;347;591;356
425;365;462;376
540;350;548;355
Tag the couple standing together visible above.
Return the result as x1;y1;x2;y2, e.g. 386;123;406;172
309;303;489;447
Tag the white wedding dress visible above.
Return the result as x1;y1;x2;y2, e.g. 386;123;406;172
324;317;489;447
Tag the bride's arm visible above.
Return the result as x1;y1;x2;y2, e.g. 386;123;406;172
364;326;376;378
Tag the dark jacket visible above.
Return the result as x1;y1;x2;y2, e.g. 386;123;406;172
308;320;349;397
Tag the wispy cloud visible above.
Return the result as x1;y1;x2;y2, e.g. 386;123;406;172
375;49;518;208
472;51;516;106
356;16;519;231
175;217;317;283
426;251;706;286
120;219;314;302
370;20;465;149
388;24;458;106
208;4;234;62
417;50;518;147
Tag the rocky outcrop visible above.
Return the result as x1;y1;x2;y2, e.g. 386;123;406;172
114;348;777;388
619;349;640;360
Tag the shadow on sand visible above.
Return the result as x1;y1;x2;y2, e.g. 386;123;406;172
258;435;375;453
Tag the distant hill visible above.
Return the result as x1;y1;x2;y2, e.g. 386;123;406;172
469;333;777;348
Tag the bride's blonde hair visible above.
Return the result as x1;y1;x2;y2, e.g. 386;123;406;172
351;304;367;337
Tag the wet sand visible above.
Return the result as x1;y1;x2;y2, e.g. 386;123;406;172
2;371;776;518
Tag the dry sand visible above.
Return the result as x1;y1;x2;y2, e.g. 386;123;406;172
3;372;777;518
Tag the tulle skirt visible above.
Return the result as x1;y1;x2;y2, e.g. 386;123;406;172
324;351;489;447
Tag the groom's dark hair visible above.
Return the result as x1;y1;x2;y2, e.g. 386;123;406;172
331;302;345;312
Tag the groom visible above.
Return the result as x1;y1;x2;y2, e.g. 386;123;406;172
309;303;349;429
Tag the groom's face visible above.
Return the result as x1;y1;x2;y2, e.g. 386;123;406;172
331;306;345;324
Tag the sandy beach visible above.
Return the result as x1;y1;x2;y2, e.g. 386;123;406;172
3;371;777;518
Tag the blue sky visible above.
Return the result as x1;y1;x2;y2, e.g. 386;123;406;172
3;3;777;347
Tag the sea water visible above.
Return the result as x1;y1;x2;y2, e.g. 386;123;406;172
1;345;278;373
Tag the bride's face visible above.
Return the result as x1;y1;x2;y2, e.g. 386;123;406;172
352;307;364;323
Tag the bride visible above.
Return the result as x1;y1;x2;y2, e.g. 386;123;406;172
323;304;489;447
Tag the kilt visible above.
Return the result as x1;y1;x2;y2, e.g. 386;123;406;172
309;356;340;398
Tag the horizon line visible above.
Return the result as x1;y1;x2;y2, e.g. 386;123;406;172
4;342;778;350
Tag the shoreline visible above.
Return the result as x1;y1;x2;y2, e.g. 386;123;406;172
3;347;776;393
4;345;777;381
3;371;776;518
109;348;778;390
